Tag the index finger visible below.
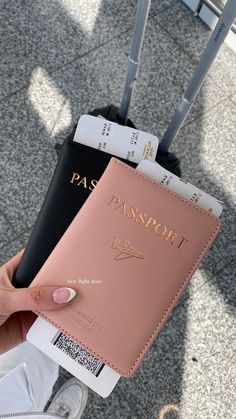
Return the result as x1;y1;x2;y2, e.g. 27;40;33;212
2;249;25;281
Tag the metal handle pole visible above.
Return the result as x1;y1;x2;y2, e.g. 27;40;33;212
119;0;151;124
160;0;236;152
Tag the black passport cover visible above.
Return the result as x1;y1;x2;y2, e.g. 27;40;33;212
13;137;136;287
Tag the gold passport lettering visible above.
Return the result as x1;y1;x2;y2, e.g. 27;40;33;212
70;172;98;190
108;194;188;249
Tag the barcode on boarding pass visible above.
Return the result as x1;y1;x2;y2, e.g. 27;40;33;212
52;332;105;377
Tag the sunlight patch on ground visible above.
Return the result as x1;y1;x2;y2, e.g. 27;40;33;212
28;66;72;137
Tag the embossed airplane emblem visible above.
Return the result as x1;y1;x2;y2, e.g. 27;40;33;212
111;236;144;261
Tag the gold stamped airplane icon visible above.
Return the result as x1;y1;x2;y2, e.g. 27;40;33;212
111;236;144;261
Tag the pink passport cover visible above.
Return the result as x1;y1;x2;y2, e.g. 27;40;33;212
30;157;221;377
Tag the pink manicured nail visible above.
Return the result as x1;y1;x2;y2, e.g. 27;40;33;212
53;287;77;304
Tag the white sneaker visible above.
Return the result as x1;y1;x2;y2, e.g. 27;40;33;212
46;377;88;419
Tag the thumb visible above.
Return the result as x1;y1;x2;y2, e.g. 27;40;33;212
0;286;77;316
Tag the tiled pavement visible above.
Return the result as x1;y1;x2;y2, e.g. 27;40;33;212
0;1;236;418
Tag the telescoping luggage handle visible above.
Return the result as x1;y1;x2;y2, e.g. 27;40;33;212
118;0;236;151
119;0;152;123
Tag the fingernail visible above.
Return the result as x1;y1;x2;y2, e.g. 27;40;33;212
53;287;77;304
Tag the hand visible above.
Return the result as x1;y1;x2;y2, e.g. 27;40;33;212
0;250;77;354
